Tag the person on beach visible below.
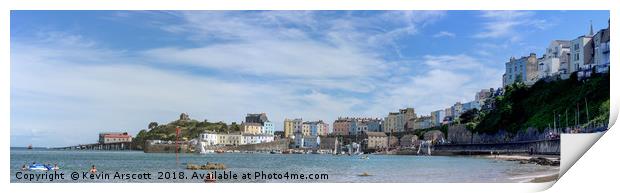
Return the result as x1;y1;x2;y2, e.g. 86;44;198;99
90;165;97;173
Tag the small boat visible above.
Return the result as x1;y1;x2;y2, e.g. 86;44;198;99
28;164;51;171
199;149;215;154
27;144;33;150
360;155;369;159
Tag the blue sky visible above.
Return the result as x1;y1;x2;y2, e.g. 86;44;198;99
10;10;609;147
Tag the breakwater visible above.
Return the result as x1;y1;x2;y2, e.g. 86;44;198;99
144;139;291;153
433;139;560;155
219;139;290;151
143;143;191;153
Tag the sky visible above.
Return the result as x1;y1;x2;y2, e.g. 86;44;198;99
10;10;610;147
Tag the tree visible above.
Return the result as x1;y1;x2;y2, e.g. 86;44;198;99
459;109;480;124
148;122;159;130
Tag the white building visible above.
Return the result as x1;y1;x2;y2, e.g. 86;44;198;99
303;136;320;149
242;134;274;144
539;40;571;79
199;133;218;146
593;23;610;72
200;132;274;146
570;34;594;74
292;131;320;148
216;133;243;146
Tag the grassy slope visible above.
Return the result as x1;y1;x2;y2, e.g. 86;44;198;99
133;119;241;147
476;73;609;134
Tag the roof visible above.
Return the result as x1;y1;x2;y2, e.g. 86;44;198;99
99;132;127;136
246;113;269;123
365;132;387;137
243;122;262;126
102;134;131;138
218;132;243;136
242;134;274;137
599;28;610;42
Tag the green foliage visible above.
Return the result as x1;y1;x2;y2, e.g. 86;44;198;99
412;124;449;138
475;73;609;134
459;109;480;124
589;99;610;124
133;118;241;147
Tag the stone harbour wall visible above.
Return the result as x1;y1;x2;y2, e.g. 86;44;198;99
433;139;560;155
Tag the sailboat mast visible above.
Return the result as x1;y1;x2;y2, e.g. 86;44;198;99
585;98;590;123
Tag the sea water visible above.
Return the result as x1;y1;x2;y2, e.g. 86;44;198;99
10;148;557;183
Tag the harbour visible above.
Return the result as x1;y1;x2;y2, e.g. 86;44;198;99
10;148;558;183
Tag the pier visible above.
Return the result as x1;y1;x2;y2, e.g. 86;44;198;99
55;142;133;150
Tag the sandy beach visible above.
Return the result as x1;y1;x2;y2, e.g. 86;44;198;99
482;154;560;183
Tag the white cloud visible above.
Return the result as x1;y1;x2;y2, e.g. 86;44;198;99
11;38;363;147
474;11;552;40
141;40;385;79
365;54;502;116
12;11;481;147
433;31;456;38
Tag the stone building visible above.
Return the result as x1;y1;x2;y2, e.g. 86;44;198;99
332;118;352;136
363;132;388;150
99;132;132;144
384;108;416;133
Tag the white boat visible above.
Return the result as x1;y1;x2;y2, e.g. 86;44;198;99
198;142;215;154
28;164;50;171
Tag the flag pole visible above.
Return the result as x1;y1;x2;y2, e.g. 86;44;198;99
176;126;180;168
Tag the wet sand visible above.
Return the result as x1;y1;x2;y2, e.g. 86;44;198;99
482;154;560;183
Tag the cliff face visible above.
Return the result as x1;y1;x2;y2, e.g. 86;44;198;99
475;73;609;134
448;124;557;144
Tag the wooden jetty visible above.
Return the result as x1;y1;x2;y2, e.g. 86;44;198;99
54;142;133;150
